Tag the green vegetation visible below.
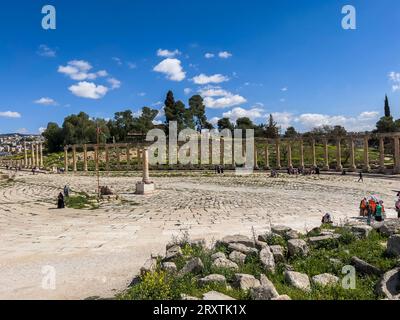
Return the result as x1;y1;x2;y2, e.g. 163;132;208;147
118;227;397;300
65;193;98;209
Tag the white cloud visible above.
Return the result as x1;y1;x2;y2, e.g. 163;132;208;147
34;97;58;106
199;86;247;109
281;87;288;92
68;81;109;99
157;49;181;58
127;62;137;69
184;88;193;95
205;53;215;59
223;107;264;122
17;128;28;134
389;71;400;92
138;92;146;97
37;44;56;58
218;51;232;59
112;57;123;65
153;58;186;81
107;77;121;90
0;111;21;118
210;117;220;125
58;60;107;81
38;127;46;134
271;112;294;130
192;73;229;85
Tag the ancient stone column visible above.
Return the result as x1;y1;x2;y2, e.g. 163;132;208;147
143;148;150;184
394;136;400;174
94;146;99;172
220;137;225;166
72;146;77;172
287;142;293;169
137;148;142;170
363;136;370;172
300;140;305;169
349;138;356;172
116;147;121;170
323;138;329;170
83;144;88;171
105;145;110;171
254;147;259;169
275;139;281;169
336;138;343;172
126;145;131;168
35;142;40;167
379;138;385;173
264;143;270;170
24;142;28;168
312;139;317;168
31;143;35;167
39;142;44;168
64;147;68;173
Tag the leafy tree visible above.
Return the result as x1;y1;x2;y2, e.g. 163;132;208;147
42;122;64;152
236;117;255;130
189;95;208;131
164;90;176;124
284;126;298;138
217;118;234;131
265;114;279;138
108;110;135;142
62;112;98;145
384;94;391;117
132;107;159;134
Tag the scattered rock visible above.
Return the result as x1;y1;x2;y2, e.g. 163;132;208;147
199;274;227;286
271;225;292;237
234;274;261;291
259;247;276;273
351;225;373;238
255;240;269;250
229;251;247;264
187;238;206;248
162;262;177;273
140;258;157;275
308;234;341;246
272;295;292;300
285;271;311;292
269;245;285;263
211;252;226;261
284;264;294;272
287;239;309;257
179;257;204;276
351;256;383;276
376;268;400;300
387;235;400;257
165;245;182;261
220;235;255;248
312;273;339;287
377;220;400;237
250;274;279;300
212;257;239;271
203;291;236;300
228;243;258;255
285;229;300;240
181;294;200;300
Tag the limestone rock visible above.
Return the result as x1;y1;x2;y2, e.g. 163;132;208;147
162;262;177;273
140;258;157;275
199;274;227;286
377;220;400;237
376;268;400;300
351;256;383;276
250;274;279;300
229;251;247;264
234;273;261;291
212;257;239;271
255;240;269;250
308;234;341;245
312;273;339;286
165;245;182;261
285;271;311;292
228;243;258;255
179;257;204;276
271;225;292;237
287;239;309;257
387;234;400;257
259;247;276;273
211;252;226;261
203;291;236;300
285;229;300;240
351;225;373;238
220;235;255;248
181;294;200;300
269;245;285;263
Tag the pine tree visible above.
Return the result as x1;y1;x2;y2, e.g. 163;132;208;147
265;114;279;138
384;94;391;117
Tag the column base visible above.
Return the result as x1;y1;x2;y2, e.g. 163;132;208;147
135;181;155;195
323;166;330;171
348;166;357;172
363;166;371;172
336;165;343;172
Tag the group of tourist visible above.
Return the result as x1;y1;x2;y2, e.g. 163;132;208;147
359;197;385;224
215;165;224;174
5;164;21;172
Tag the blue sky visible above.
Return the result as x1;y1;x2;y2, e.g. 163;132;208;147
1;0;400;134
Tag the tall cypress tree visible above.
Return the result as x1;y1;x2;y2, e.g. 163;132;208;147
164;90;176;123
384;94;391;117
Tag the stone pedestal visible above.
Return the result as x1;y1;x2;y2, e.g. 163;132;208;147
135;181;155;194
135;148;155;195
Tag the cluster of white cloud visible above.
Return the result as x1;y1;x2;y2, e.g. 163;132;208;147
0;111;21;118
37;44;56;58
34;97;58;106
204;51;233;59
389;71;400;92
192;73;229;85
199;86;247;109
58;60;121;99
153;58;186;82
222;107;264;122
157;49;181;58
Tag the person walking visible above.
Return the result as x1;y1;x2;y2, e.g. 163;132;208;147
57;192;65;209
358;171;363;182
375;201;383;222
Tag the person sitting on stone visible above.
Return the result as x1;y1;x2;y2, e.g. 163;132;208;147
321;213;333;224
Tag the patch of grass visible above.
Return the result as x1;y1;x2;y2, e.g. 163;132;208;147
65;194;98;209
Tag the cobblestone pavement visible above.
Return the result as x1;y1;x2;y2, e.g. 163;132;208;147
0;171;398;299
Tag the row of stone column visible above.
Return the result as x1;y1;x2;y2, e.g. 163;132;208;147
64;145;143;172
261;136;400;173
24;142;44;168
